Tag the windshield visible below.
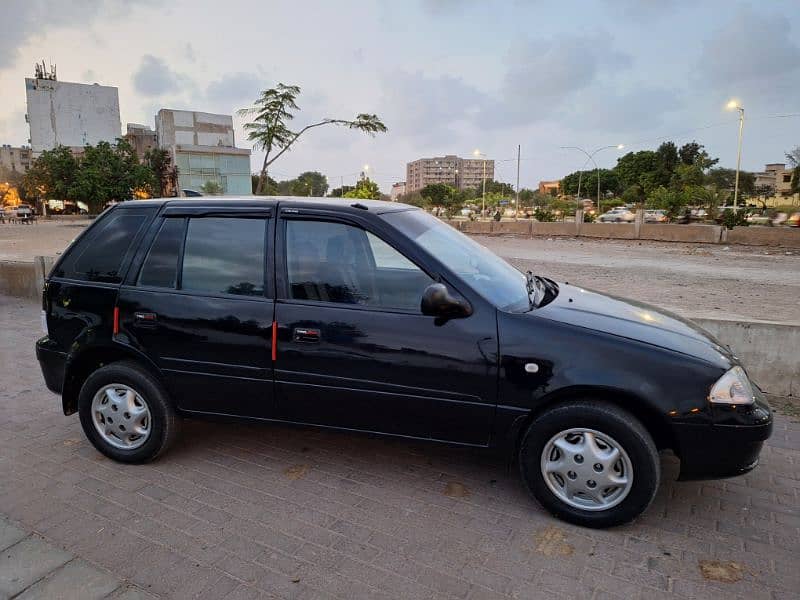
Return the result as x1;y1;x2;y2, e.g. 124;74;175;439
382;209;530;311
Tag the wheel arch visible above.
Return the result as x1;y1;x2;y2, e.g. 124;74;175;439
62;344;164;416
510;385;677;458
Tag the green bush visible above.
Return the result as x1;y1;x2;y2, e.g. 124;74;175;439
721;208;748;229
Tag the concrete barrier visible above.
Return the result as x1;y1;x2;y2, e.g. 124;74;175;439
460;221;492;234
580;223;637;239
725;227;800;248
0;261;39;298
694;318;799;397
491;220;531;235
531;222;577;237
639;224;723;244
443;219;462;230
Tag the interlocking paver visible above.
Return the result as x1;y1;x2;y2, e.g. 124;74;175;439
1;294;799;599
15;558;119;600
0;535;71;598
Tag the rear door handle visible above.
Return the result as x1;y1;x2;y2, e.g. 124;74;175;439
134;312;158;325
293;327;320;343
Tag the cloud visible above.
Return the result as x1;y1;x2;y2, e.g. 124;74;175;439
132;55;186;96
486;34;631;127
567;84;682;135
206;72;263;110
696;8;800;99
379;70;491;144
0;0;154;71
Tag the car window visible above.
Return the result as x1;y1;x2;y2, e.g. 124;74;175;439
56;211;151;283
138;218;185;288
181;217;266;296
285;219;432;311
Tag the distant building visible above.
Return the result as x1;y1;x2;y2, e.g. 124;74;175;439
155;109;251;195
754;163;794;197
25;64;121;154
406;155;494;193
124;123;157;160
390;181;406;201
0;145;33;174
538;180;560;196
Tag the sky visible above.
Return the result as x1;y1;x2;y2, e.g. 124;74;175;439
0;0;798;193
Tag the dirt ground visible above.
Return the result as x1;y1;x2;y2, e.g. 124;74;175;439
476;235;800;324
1;219;798;323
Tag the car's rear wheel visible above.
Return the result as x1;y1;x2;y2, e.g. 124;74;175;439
78;361;180;463
519;400;659;528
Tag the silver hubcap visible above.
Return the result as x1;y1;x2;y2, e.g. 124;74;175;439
540;428;633;511
91;384;151;450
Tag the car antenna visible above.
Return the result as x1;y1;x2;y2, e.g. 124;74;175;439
351;202;369;210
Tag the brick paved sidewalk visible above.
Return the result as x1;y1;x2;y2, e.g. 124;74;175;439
1;295;798;600
1;514;154;599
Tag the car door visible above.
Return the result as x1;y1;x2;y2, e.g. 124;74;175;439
273;209;498;445
117;205;276;418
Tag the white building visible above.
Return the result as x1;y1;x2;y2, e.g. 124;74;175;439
25;75;121;154
155;109;251;196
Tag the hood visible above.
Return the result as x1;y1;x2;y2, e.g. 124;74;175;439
533;283;734;366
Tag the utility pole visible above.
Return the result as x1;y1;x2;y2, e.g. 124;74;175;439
515;144;521;220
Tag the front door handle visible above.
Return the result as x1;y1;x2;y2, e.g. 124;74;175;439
293;327;320;343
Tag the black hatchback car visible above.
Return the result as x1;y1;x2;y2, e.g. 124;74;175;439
36;198;772;527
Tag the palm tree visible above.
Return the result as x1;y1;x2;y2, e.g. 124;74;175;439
239;84;387;195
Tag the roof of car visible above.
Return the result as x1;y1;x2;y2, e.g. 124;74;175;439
118;196;416;215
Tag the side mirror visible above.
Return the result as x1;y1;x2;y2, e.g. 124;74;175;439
421;283;472;319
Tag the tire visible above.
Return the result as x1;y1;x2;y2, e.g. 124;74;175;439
519;400;659;528
78;361;180;463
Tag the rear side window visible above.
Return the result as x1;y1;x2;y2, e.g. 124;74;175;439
180;217;266;296
138;218;185;288
55;211;150;283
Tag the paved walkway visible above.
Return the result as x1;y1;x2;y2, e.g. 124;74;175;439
1;514;154;599
1;295;798;599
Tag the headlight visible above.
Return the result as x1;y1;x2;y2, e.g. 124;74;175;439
709;366;754;405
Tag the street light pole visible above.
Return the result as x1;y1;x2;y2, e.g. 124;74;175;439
727;101;745;212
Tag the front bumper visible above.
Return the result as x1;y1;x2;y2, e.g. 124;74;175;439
673;390;773;480
36;336;66;395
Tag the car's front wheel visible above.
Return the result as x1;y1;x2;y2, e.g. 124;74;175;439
519;400;659;528
78;361;180;463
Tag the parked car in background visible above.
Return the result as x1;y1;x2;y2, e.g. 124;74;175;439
644;209;667;223
36;198;773;529
598;207;635;223
746;212;772;226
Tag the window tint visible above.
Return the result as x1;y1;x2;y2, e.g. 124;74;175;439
138;218;185;288
285;220;432;311
180;218;265;296
59;212;150;283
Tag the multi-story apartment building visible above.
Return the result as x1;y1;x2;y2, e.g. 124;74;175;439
406;155;494;193
390;181;406;201
0;145;33;174
754;163;794;197
538;180;560;196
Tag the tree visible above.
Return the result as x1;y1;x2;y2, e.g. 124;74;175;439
678;141;718;170
561;169;619;197
144;148;178;197
239;83;387;195
786;146;800;194
646;186;689;219
705;167;754;195
200;180;223;195
69;140;156;213
252;174;278;195
614;150;660;194
328;185;354;198
22;145;79;200
292;171;328;197
343;178;380;200
420;183;454;205
621;184;645;206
